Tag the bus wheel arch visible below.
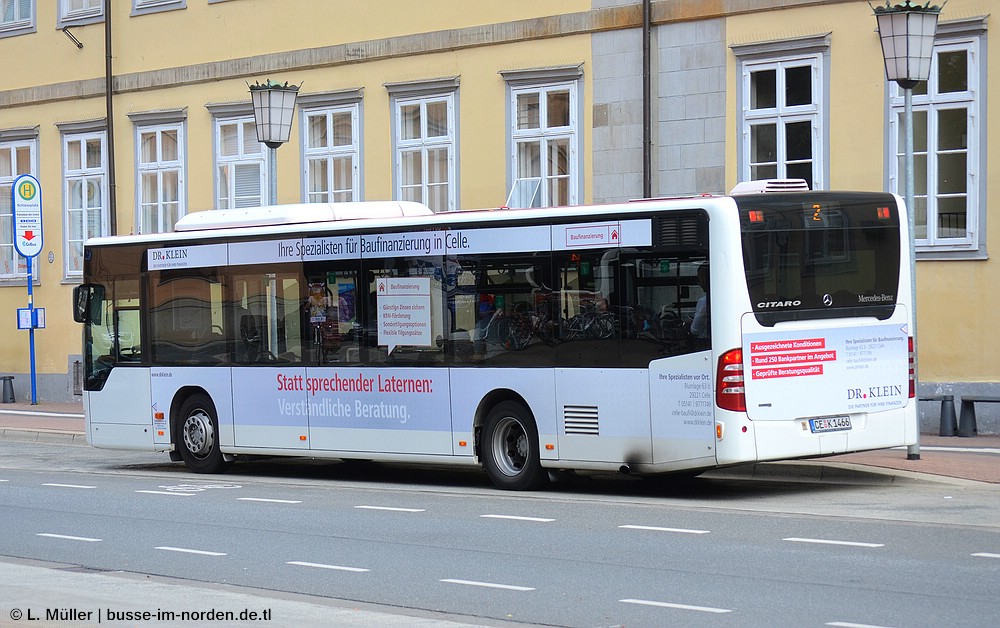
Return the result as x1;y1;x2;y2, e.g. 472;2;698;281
172;388;232;474
476;392;547;491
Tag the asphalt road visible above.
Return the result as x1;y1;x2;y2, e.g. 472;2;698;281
1;441;999;627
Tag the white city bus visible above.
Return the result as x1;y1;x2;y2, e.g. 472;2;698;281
73;182;916;489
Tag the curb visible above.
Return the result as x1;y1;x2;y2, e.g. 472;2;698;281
706;460;993;488
0;428;88;446
2;427;989;487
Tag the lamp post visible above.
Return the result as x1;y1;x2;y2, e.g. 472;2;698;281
249;80;300;206
873;1;942;459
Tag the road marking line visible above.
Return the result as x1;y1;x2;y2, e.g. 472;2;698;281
784;537;884;548
354;505;425;512
154;546;226;556
37;533;102;542
620;599;731;613
440;579;535;591
0;479;9;482
972;552;1000;559
287;561;369;573
827;622;897;628
0;410;84;418
238;497;302;504
42;483;96;489
480;514;555;523
135;490;196;496
619;524;710;534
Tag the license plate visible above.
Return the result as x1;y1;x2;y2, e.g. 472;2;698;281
808;416;852;433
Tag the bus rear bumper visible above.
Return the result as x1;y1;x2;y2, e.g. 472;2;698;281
749;406;916;462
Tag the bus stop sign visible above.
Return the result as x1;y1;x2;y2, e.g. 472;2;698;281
13;174;42;259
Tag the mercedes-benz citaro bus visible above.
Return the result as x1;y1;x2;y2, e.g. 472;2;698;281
73;180;915;490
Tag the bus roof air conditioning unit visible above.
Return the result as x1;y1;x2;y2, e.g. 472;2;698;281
729;179;810;195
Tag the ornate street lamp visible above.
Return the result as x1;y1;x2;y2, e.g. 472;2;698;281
874;1;941;89
249;80;300;206
872;1;943;459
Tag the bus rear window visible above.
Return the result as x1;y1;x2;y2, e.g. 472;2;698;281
736;192;901;326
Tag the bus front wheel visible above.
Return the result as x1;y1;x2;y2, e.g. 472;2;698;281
482;401;547;490
176;394;232;474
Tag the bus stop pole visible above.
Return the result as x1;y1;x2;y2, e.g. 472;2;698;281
27;256;37;405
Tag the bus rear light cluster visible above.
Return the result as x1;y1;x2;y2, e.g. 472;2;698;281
908;336;915;398
716;348;746;413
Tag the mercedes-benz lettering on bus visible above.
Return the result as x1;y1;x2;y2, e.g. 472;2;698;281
73;184;916;489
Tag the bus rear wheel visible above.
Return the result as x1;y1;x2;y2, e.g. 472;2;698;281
482;401;547;490
176;393;232;474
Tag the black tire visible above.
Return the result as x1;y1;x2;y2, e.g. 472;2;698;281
176;393;232;474
482;401;547;490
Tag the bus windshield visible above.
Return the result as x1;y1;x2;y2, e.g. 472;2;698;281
736;192;901;326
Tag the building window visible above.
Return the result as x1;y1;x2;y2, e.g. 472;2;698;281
132;0;185;16
732;36;829;192
1;0;34;37
890;23;983;256
215;116;266;209
508;82;578;207
302;102;359;203
57;0;103;27
0;136;37;281
64;131;108;278
136;123;184;233
392;93;455;212
500;66;582;209
740;55;822;190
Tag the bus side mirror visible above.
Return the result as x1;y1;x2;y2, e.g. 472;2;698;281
73;286;89;323
73;284;104;324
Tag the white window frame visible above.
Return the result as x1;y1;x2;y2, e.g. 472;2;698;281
63;130;109;279
501;66;582;209
132;0;185;17
740;55;823;189
135;122;185;234
57;0;103;27
888;22;983;257
391;93;456;212
0;133;38;283
214;115;267;210
299;92;361;204
732;35;830;192
1;0;35;37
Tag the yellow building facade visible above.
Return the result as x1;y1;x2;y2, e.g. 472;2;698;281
0;1;995;431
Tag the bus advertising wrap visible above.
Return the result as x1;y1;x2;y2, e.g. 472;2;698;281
742;321;909;420
231;367;454;454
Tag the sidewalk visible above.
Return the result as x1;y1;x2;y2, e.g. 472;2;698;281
1;399;998;484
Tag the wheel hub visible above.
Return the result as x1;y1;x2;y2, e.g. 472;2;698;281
182;410;214;458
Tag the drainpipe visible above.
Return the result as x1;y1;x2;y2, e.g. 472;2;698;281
642;0;652;198
105;0;117;235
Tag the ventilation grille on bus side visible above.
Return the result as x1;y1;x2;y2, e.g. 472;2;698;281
563;405;600;435
653;214;706;248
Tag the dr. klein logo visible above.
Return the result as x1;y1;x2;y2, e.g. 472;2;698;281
847;384;903;400
150;248;188;261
